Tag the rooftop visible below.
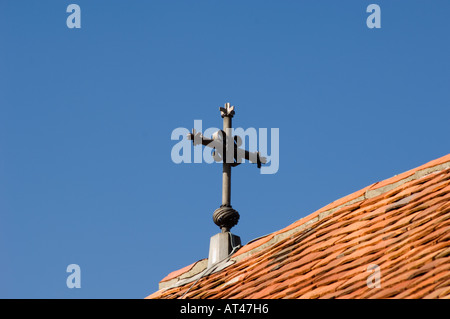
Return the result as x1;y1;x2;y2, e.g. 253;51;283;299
147;154;450;299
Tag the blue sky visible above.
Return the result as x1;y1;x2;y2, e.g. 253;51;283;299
0;1;449;298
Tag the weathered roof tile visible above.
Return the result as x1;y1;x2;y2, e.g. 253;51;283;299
147;154;450;299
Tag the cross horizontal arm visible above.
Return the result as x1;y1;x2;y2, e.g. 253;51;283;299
237;147;267;168
187;129;267;168
187;130;218;148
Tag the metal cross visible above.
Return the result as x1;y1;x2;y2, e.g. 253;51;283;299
187;103;267;232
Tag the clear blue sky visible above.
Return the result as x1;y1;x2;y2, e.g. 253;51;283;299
1;1;449;298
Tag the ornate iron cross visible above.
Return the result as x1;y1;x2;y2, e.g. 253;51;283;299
187;103;267;233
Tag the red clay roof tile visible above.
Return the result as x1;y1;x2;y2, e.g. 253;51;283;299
147;154;450;299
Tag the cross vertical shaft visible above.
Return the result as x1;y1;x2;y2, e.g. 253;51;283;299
222;114;232;207
212;102;239;233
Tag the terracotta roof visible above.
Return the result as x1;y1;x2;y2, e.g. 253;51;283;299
147;154;450;299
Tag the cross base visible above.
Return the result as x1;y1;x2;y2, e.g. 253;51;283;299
208;232;241;268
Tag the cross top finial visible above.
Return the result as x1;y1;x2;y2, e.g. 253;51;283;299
220;102;235;118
